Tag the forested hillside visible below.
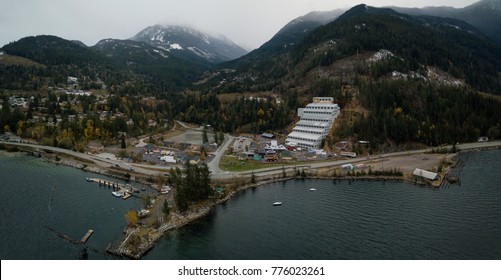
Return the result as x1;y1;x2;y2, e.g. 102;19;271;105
1;4;501;151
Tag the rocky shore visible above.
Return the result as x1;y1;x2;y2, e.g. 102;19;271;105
105;176;293;259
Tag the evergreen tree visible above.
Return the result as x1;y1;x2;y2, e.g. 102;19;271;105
162;199;170;216
202;128;208;144
120;134;126;149
213;132;218;144
218;131;225;144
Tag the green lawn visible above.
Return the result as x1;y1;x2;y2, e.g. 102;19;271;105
219;155;315;172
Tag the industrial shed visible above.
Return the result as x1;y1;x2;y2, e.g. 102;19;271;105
413;168;438;180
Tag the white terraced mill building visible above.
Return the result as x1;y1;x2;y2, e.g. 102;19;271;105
286;97;340;149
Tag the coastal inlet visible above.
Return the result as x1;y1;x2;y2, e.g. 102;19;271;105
0;153;143;259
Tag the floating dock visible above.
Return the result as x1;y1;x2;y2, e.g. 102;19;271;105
80;229;94;243
86;178;137;200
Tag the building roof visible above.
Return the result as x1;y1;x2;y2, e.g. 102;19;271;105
286;131;323;141
144;143;156;150
296;120;330;127
413;168;438;180
292;127;326;134
300;114;335;121
306;104;339;109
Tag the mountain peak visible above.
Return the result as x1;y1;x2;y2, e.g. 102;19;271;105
130;25;247;63
338;4;404;21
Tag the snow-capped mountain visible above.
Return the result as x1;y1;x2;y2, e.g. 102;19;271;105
130;25;248;63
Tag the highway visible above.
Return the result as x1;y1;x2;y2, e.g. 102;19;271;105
2;139;501;180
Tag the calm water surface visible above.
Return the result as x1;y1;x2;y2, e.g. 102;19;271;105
1;150;500;259
145;150;501;259
0;152;143;259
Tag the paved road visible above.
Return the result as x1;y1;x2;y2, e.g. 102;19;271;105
3;140;500;180
0;141;159;176
207;134;235;178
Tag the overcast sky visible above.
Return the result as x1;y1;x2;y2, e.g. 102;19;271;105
0;0;479;50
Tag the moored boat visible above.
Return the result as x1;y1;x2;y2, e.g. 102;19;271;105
111;191;122;197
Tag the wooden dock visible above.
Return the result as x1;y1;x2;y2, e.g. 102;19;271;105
80;229;94;243
86;177;137;200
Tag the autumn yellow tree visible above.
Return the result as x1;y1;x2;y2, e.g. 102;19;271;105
16;121;24;137
125;210;138;226
56;129;75;149
84;120;94;139
30;124;45;141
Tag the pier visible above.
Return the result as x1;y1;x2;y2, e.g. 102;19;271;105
80;229;94;243
86;178;138;199
45;226;94;245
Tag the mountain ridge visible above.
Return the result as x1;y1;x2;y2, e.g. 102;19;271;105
130;24;248;63
200;4;500;95
1;3;501;148
389;0;501;43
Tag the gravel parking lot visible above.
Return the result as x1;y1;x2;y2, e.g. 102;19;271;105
166;131;215;145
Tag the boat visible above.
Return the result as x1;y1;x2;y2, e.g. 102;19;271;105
272;193;282;206
85;178;93;182
141;187;146;191
309;188;317;191
111;191;122;197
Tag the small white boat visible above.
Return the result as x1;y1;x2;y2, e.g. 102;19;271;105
273;201;282;206
85;178;93;182
309;188;317;191
111;191;122;197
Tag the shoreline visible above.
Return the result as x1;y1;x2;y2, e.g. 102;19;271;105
105;165;454;259
1;141;500;259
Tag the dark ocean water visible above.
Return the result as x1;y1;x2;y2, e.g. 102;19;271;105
1;150;500;259
144;150;501;260
0;152;143;259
